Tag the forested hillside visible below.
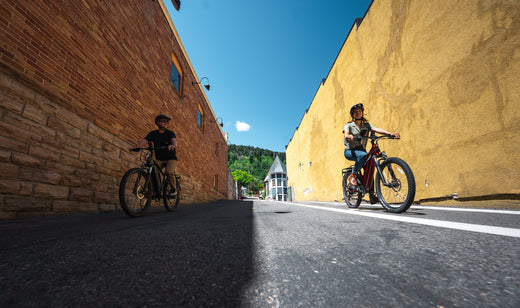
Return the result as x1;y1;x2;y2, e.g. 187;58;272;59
228;144;286;192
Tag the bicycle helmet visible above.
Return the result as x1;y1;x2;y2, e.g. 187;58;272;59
350;103;364;117
155;114;171;124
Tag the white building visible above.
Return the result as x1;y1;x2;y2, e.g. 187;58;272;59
263;156;288;201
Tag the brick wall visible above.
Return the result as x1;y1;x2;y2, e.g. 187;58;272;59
0;0;229;218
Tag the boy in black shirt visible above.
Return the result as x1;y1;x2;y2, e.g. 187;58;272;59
130;115;178;193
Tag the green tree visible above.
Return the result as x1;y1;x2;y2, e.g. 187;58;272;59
229;156;250;173
232;170;256;189
228;144;286;193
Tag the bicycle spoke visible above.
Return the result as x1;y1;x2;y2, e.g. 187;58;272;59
375;157;415;213
163;177;180;212
119;168;152;217
342;170;362;208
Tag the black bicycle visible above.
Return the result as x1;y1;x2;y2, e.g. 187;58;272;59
119;146;181;217
342;134;416;213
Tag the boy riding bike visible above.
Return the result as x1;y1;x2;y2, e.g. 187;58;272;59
130;114;178;195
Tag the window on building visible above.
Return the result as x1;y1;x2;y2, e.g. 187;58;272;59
197;104;204;130
214;174;218;189
214;139;218;155
170;53;183;94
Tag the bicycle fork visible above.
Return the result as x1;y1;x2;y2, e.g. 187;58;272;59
375;158;398;188
131;168;150;199
139;165;156;200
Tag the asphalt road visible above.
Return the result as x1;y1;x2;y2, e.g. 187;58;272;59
247;200;520;307
0;199;519;307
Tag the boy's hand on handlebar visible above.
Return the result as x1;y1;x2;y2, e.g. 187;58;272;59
167;145;176;151
129;146;139;152
391;132;400;139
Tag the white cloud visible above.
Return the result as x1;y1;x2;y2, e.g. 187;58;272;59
235;121;251;132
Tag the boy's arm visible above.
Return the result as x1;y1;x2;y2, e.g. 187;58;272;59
129;138;149;151
168;138;177;151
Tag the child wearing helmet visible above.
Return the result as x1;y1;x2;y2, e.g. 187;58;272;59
344;104;399;201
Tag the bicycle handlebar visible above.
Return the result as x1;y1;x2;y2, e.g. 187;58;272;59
352;134;397;141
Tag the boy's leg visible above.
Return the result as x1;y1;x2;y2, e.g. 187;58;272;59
165;160;178;189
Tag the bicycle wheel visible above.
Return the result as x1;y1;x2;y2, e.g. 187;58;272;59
375;157;416;213
342;170;362;208
163;176;180;212
119;168;152;217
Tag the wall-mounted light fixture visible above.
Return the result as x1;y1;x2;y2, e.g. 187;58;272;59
172;0;181;10
354;17;363;29
192;77;210;90
211;117;224;127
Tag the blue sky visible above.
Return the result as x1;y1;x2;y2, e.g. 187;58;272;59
165;0;373;152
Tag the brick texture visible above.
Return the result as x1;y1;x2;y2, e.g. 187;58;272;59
0;0;230;217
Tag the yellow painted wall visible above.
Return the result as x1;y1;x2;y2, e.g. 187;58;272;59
286;0;520;203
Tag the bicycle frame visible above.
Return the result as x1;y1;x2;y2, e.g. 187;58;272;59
120;145;182;217
362;152;377;191
342;134;415;212
356;136;395;192
139;151;167;200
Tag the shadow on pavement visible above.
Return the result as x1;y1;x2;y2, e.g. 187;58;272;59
0;200;254;307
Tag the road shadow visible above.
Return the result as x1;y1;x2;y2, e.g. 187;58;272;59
0;200;254;307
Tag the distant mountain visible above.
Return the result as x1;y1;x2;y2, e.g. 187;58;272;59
228;144;286;191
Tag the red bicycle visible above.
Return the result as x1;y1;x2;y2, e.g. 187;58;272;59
342;134;416;213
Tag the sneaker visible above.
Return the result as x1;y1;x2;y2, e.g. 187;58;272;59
369;193;379;204
348;174;358;186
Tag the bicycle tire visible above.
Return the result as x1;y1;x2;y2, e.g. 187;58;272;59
119;168;152;217
342;170;362;208
163;176;180;212
375;157;416;213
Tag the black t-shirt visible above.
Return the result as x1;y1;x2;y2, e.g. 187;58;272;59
145;129;177;161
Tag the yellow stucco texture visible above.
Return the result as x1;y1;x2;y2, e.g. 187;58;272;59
286;0;520;202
